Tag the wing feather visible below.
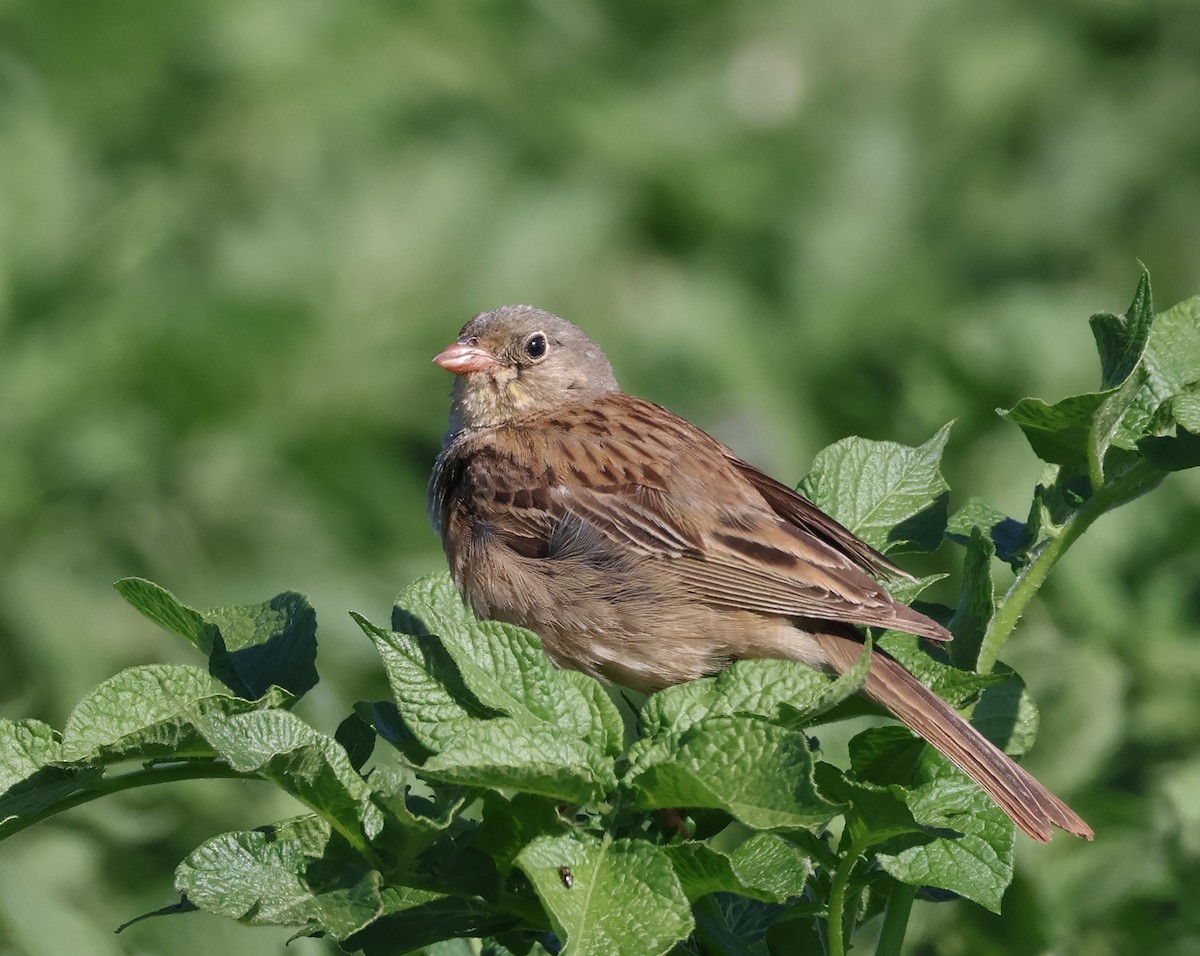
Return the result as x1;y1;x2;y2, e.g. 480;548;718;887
439;395;950;642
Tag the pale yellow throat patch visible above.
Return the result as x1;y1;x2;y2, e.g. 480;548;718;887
455;367;538;428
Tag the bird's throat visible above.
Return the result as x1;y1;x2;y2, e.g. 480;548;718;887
451;369;537;430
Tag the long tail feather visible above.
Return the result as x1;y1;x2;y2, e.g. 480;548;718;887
813;629;1093;842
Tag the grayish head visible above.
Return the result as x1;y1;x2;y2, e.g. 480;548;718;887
433;305;620;432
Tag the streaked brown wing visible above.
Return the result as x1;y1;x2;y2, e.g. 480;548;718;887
726;457;914;581
446;394;949;642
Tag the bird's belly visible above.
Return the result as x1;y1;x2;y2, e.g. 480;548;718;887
454;543;824;694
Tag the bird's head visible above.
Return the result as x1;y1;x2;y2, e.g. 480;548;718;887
434;305;619;431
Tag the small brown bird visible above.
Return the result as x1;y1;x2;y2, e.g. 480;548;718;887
429;305;1092;843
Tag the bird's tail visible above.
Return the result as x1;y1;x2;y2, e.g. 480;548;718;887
812;629;1093;843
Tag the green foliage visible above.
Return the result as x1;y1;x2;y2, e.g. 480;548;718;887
799;422;952;555
4;277;1198;954
2;5;1199;955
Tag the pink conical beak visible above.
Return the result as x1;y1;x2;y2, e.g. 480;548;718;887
433;341;501;375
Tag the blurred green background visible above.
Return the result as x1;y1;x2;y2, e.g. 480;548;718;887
2;1;1199;954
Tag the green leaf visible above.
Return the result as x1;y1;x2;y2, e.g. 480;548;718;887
114;900;199;934
66;680;388;857
559;671;630;760
354;699;433;764
781;633;876;728
635;646;873;751
419;717;616;803
998;392;1109;469
516;833;694;956
345;887;517;956
335;711;378;773
848;726;927;788
874;767;1015;913
115;577;213;650
969;666;1040;756
367;765;466;838
1137;426;1200;472
849;729;1015;912
1125;294;1200;439
2;672;316;841
814;763;926;849
197;708;386;845
883;572;949;607
1000;281;1200;488
394;577;575;723
391;575;626;758
359;593;619;803
1000;277;1155;474
355;612;494;752
1089;364;1151;483
114;578;319;700
0;719;98;826
1136;383;1200;472
175;815;383;938
0;719;64;790
766;907;826;955
58;664;290;763
946;497;1029;568
1171;383;1200;431
484;934;557;956
422;939;486;956
705;895;808;954
476;792;570;877
666;834;811;903
1090;270;1154;389
625;715;841;830
797;423;952;553
1028;465;1090;535
638;658;839;741
757;634;878;731
947;527;996;671
202;591;319;700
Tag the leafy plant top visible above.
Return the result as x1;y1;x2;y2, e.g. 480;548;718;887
3;274;1198;955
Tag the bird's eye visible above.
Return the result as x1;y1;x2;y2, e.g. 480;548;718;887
524;332;549;360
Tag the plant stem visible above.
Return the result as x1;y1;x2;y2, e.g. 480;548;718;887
980;512;1091;674
827;852;858;956
0;759;247;843
978;458;1162;674
874;882;916;956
